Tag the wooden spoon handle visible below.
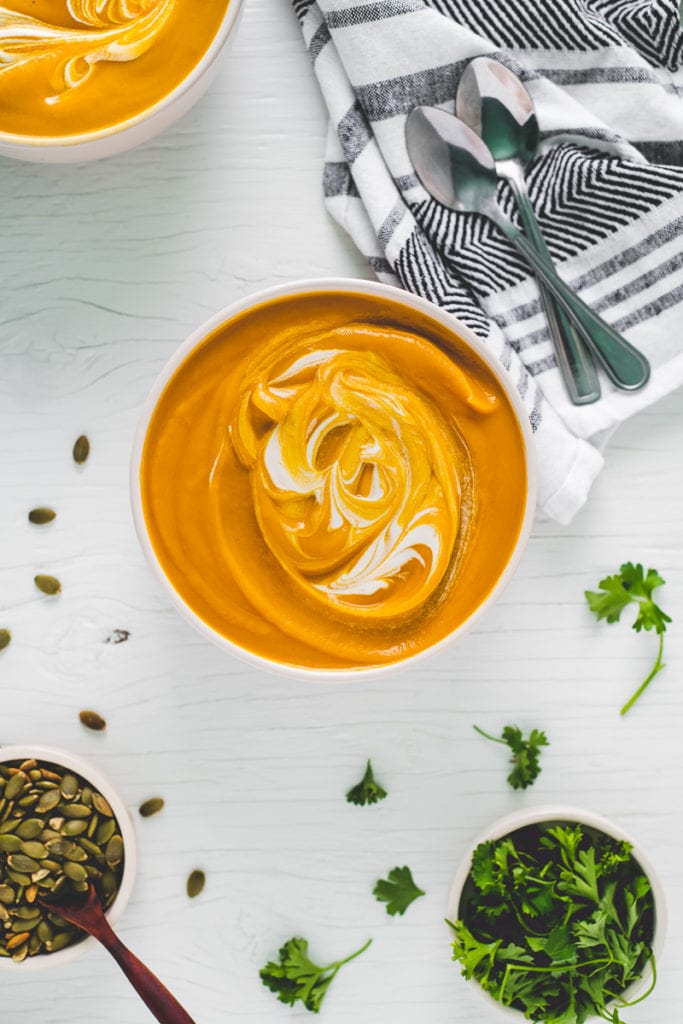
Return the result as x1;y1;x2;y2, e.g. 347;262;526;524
94;915;197;1024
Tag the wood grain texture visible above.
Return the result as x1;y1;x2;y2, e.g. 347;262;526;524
0;0;682;1020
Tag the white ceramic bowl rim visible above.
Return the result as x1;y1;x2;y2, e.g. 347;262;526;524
130;277;539;681
446;804;667;1021
0;0;244;149
0;744;137;970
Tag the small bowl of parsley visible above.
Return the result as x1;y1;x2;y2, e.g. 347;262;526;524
446;806;666;1024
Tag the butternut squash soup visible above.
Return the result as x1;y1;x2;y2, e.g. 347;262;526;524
138;289;530;671
0;0;230;140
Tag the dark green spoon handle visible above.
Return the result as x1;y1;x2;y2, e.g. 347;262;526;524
509;179;601;404
499;221;650;390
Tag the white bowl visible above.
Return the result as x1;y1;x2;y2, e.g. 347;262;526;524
130;278;538;681
0;744;137;970
446;804;666;1019
0;0;245;164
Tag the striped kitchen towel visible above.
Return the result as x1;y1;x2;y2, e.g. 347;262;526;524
292;0;683;523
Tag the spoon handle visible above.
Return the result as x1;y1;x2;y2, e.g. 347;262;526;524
507;179;601;405
91;914;198;1024
498;221;650;390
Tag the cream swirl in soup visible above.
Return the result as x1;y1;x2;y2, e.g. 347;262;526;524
230;332;490;621
0;0;174;102
0;0;229;139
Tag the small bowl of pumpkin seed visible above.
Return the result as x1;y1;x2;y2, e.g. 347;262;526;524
0;745;136;967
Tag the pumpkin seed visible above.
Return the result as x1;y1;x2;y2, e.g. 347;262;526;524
34;575;62;596
92;793;113;817
186;870;206;899
36;789;61;814
73;434;90;464
7;855;40;874
79;710;106;732
20;842;48;860
62;804;91;819
0;629;10;651
139;797;164;818
17;818;44;839
5;772;26;800
60;774;79;800
0;835;22;853
28;507;56;525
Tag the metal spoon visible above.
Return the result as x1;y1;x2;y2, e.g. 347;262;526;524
405;106;650;391
39;885;197;1024
456;56;601;405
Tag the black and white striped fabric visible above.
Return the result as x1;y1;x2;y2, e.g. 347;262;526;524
293;0;683;523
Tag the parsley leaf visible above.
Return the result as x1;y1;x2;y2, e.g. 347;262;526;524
259;936;372;1013
373;865;425;916
346;760;387;806
585;562;672;714
474;724;548;789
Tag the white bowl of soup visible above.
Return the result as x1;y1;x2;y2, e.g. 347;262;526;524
131;279;537;678
0;0;244;162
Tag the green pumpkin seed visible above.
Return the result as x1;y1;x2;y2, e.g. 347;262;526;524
62;820;88;836
104;835;123;867
5;773;26;800
34;575;62;596
60;774;79;800
0;835;22;853
6;871;32;886
92;792;113;817
96;819;115;846
0;629;10;651
17;818;44;840
45;839;75;857
79;710;106;731
139;797;164;818
73;434;90;464
28;507;56;525
47;932;71;953
20;842;48;860
64;847;88;863
37;921;53;944
7;855;40;874
62;861;88;883
62;804;91;819
0;885;15;905
36;790;62;815
186;869;206;899
0;820;19;835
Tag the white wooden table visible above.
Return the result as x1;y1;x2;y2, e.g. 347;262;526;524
0;0;682;1021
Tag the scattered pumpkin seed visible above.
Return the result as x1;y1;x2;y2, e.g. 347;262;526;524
72;435;90;464
186;869;205;899
79;710;106;732
0;629;10;651
28;507;56;525
0;757;125;959
34;575;61;596
139;797;165;819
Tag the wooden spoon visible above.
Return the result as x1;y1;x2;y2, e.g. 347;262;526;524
39;884;197;1024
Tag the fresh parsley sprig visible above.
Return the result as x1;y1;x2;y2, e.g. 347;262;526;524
346;760;387;806
585;562;672;715
373;865;425;916
259;936;372;1013
474;724;548;789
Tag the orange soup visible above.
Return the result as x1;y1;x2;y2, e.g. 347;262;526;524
139;291;529;670
0;0;229;139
